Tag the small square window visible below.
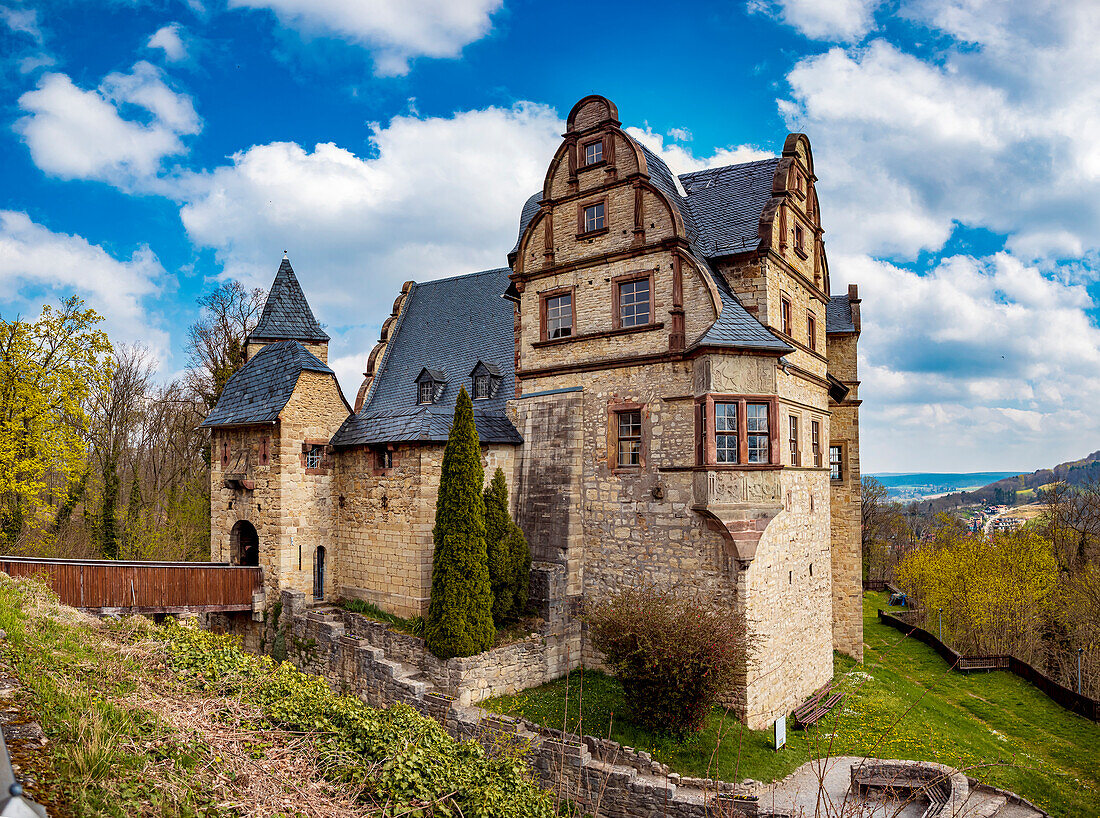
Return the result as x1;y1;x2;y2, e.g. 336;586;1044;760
584;140;603;166
546;292;572;339
474;374;491;400
617;410;642;468
583;202;605;233
618;278;651;328
306;444;324;469
418;380;435;405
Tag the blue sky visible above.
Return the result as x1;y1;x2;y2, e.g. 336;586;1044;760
3;0;1100;474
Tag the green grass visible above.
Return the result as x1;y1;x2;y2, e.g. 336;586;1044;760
337;597;424;635
483;592;1100;816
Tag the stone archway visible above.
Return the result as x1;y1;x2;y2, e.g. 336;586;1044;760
231;520;259;566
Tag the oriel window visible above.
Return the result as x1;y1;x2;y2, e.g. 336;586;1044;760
715;402;739;464
747;403;770;464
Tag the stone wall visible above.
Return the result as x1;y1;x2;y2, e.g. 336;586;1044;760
224;588;784;818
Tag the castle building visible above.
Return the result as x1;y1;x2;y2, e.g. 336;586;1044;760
201;95;863;729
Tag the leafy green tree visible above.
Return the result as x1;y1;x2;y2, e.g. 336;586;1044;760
426;388;494;658
99;453;120;559
484;468;532;625
0;297;112;544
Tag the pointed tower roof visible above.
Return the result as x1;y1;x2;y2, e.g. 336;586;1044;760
250;255;330;344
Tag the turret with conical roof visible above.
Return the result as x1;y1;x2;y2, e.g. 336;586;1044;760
247;254;330;363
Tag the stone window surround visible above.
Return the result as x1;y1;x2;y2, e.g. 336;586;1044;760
611;270;655;331
780;294;793;337
830;440;847;482
372;445;395;476
607;400;646;473
811;419;822;468
788;412;801;467
538;285;576;342
576;196;608;239
695;394;780;469
807;310;817;351
580;136;605;169
301;439;331;475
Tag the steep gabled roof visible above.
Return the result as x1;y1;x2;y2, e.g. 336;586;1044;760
332;268;521;447
251;257;330;343
200;340;334;428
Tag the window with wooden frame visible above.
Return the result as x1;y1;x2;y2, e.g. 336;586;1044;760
830;444;844;481
807;312;817;351
580;200;606;234
696;396;778;467
418;380;435;405
616;410;642;468
582;138;603;166
794;224;805;254
781;296;792;336
788;415;801;466
811;420;822;467
614;273;652;329
540;288;574;340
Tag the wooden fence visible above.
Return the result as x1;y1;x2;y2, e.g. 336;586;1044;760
0;556;263;614
878;608;1099;722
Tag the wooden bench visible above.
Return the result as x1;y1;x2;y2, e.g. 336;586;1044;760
792;683;845;728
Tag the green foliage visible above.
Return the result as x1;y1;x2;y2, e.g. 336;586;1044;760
339;597;425;636
162;622;554;817
98;453;120;559
426;388;495;658
586;586;745;737
0;297;112;543
483;468;532;626
487;593;1100;817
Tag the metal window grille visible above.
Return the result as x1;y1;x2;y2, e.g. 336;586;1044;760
618;279;651;328
306;445;323;469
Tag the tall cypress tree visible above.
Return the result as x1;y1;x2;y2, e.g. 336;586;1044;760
425;388;495;658
484;468;513;625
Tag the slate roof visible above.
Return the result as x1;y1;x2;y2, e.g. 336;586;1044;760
251;257;330;343
200;340;334;428
332;267;522;447
689;253;792;352
826;294;857;333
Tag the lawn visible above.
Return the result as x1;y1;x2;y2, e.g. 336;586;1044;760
482;592;1100;816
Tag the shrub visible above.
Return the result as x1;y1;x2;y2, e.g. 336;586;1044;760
484;467;532;625
426;387;495;658
587;585;745;736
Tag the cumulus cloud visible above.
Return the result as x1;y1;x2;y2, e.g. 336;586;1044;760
778;2;1100;262
0;211;170;360
844;250;1100;470
175;102;562;385
147;23;188;62
15;61;200;191
749;0;883;41
226;0;502;75
625;126;774;176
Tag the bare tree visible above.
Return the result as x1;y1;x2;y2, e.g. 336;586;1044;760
186;280;266;410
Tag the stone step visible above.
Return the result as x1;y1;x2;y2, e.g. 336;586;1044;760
968;794;1007;817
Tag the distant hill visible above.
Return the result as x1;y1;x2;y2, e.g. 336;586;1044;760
869;472;1022;500
915;451;1100;512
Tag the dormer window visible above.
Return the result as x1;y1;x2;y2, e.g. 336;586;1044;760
415;368;447;405
583;139;603;166
469;361;502;400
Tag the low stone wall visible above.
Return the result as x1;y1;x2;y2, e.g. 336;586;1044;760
233;588;781;818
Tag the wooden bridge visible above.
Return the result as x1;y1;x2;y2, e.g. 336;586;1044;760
0;556;263;614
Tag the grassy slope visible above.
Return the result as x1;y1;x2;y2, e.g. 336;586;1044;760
483;592;1100;816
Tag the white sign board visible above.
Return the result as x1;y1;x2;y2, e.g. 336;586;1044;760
774;714;786;750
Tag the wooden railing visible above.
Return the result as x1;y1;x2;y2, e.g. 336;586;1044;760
0;556;263;614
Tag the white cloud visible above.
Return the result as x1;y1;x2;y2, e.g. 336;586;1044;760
227;0;502;76
749;0;883;41
844;251;1100;471
147;23;188;62
0;211;170;360
176;102;563;389
625;126;774;176
777;2;1100;262
0;4;42;43
15;61;200;191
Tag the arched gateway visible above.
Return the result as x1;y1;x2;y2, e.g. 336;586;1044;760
230;520;259;567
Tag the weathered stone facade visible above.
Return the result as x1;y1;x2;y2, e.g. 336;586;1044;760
205;94;863;733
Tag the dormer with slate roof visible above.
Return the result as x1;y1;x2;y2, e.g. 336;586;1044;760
247;255;331;363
